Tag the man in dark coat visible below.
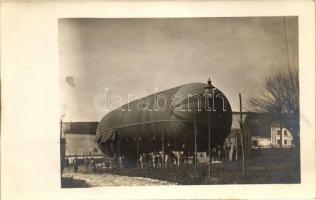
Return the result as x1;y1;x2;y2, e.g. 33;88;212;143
73;157;79;173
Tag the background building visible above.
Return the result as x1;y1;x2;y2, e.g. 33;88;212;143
270;123;294;148
245;113;295;149
225;112;296;157
251;137;271;148
62;122;103;156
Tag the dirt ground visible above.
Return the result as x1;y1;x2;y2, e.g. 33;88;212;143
62;148;300;187
62;170;175;187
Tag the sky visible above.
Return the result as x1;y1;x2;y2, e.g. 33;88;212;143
59;17;298;122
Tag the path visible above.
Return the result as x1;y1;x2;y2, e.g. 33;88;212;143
63;172;176;187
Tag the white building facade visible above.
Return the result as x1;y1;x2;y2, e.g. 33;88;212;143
270;123;294;148
62;122;103;156
251;137;271;148
64;133;102;156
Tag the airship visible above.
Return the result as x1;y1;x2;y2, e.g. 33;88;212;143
95;80;232;165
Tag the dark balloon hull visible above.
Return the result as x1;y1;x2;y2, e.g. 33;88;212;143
96;83;232;159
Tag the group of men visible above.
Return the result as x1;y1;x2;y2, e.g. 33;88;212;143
209;145;242;162
64;145;242;174
64;156;98;173
137;151;195;170
225;145;242;162
83;157;97;173
101;155;125;171
138;144;242;169
210;145;225;162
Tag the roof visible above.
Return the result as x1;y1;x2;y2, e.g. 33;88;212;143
230;112;283;137
244;113;274;137
63;122;99;135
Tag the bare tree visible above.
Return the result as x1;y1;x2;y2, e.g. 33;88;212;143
247;68;299;146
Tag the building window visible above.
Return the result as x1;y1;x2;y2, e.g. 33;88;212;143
252;141;258;146
284;130;288;136
277;139;281;144
284;140;287;145
200;154;203;158
277;130;281;135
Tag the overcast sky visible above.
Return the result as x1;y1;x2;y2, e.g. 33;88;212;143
59;17;298;122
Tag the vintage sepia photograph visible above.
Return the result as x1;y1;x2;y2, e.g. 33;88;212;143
59;17;300;187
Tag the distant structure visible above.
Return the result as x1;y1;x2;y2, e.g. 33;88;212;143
251;137;271;149
270;122;294;148
227;113;296;150
62;122;103;156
